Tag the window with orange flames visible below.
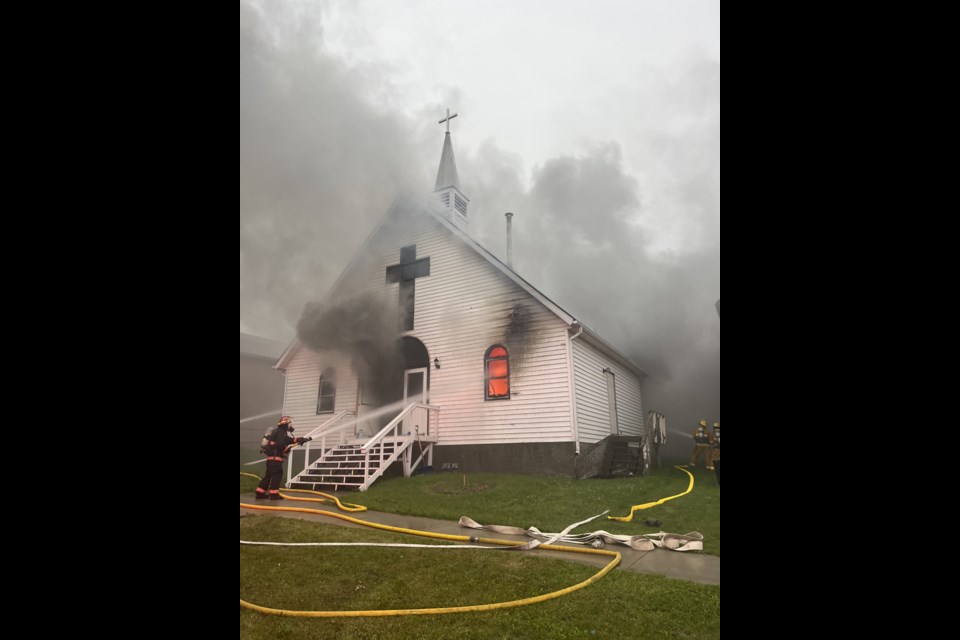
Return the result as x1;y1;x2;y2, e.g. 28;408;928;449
484;345;510;400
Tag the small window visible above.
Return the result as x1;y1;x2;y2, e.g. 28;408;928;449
317;367;336;413
484;345;510;400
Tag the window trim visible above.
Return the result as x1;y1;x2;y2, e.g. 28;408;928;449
484;344;511;401
316;367;336;414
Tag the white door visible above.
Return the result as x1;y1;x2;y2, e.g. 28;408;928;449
355;380;376;439
403;368;428;436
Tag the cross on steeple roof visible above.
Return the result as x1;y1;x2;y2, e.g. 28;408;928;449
438;108;458;133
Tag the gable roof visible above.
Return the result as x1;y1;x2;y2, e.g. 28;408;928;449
276;193;646;378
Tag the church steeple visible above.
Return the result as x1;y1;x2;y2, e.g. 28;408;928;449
434;131;461;190
433;109;469;230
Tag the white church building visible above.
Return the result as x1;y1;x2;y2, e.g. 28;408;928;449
274;114;647;490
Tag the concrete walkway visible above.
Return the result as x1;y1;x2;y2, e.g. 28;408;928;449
239;494;720;586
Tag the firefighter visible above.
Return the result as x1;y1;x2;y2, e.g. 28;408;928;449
711;422;720;485
689;419;714;470
255;416;312;500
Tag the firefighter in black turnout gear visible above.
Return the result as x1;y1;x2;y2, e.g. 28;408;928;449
255;416;311;500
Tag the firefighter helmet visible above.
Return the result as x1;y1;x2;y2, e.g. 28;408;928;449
279;416;293;426
713;422;720;428
698;419;708;428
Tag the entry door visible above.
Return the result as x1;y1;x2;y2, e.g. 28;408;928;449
355;380;376;439
403;368;428;436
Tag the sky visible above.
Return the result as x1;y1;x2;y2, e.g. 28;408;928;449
240;0;720;458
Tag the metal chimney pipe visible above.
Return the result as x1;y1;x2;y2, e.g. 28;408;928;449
505;212;514;267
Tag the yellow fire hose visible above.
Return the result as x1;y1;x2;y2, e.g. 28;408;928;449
239;464;695;617
606;465;695;522
240;472;619;617
239;471;367;512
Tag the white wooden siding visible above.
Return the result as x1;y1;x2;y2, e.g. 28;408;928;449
284;206;575;446
282;349;358;432
572;339;644;444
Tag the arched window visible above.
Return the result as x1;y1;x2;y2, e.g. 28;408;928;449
484;345;510;400
317;367;336;413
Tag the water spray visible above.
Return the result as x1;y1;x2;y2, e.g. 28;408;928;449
240;410;282;425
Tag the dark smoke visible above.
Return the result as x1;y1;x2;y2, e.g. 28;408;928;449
297;292;396;352
297;292;406;409
503;303;533;377
240;1;427;337
464;140;720;460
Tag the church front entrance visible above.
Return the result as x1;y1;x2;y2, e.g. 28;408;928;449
355;336;431;437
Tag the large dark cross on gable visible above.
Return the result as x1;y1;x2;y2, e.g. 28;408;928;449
385;244;430;331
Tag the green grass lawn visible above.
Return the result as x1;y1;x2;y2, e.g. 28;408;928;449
240;464;720;556
240;515;720;640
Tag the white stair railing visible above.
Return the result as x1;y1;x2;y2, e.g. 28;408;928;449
357;403;440;491
286;411;350;486
287;403;440;491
